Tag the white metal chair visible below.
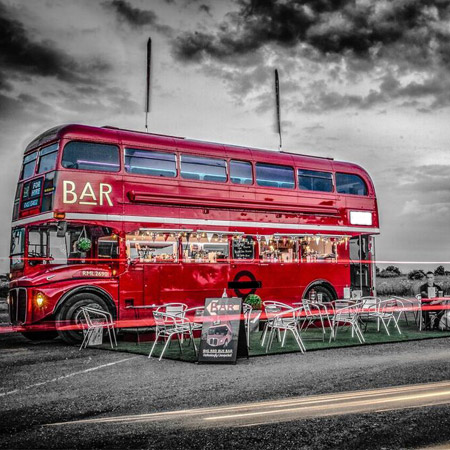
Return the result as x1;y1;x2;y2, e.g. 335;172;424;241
376;298;403;335
390;296;418;326
79;306;117;350
149;312;196;361
265;305;306;353
330;300;365;344
298;299;331;341
261;301;291;347
360;297;402;335
179;306;204;344
155;303;188;340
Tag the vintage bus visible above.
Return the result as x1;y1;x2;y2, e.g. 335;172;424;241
9;124;379;342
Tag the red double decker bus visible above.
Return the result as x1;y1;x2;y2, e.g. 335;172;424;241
9;124;379;342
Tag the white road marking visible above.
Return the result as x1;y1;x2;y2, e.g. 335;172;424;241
0;356;139;397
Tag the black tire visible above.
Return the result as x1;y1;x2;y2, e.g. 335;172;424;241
304;284;336;302
21;331;58;341
55;293;110;344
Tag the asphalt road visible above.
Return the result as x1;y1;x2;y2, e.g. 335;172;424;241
3;305;450;449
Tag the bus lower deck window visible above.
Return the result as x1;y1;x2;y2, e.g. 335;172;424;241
182;235;229;263
259;238;296;263
126;232;178;263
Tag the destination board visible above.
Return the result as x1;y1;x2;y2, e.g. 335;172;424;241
21;177;43;210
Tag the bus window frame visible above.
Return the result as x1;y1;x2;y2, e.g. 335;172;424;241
180;154;228;184
20;151;38;181
229;160;254;186
61;140;121;173
336;172;368;197
124;147;178;178
255;162;296;190
37;143;59;175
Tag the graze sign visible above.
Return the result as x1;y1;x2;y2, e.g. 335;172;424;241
198;297;248;363
62;180;113;206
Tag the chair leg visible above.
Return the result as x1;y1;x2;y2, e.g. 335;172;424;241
394;315;402;334
80;328;90;350
149;331;161;358
160;334;173;361
293;328;306;353
353;321;365;343
261;322;269;346
380;317;391;336
266;327;275;352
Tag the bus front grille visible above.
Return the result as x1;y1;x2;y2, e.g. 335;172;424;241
8;288;27;324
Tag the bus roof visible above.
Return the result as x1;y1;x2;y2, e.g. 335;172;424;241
25;123;334;164
24;124;374;184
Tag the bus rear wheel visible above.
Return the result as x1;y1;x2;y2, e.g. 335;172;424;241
21;331;58;341
55;293;110;344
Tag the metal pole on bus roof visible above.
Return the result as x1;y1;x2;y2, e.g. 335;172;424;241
145;37;152;133
275;69;282;151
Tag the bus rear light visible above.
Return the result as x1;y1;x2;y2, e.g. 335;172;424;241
54;212;65;219
350;211;372;226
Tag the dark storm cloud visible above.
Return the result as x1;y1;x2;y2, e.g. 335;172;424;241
0;2;109;87
172;0;450;112
0;92;51;123
107;0;172;35
173;0;450;67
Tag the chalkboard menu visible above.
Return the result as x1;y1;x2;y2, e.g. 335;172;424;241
198;297;248;364
232;237;254;260
21;177;43;210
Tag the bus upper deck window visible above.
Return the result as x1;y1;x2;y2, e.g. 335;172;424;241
37;143;59;174
256;163;295;189
336;173;368;196
230;160;253;185
62;141;120;172
180;155;227;182
21;152;37;180
125;148;176;177
298;169;333;192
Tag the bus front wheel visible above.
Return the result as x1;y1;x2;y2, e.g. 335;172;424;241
55;293;110;344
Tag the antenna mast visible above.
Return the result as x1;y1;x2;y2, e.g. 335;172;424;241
145;37;152;132
275;69;282;150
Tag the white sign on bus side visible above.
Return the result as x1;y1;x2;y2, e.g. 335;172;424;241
62;180;113;206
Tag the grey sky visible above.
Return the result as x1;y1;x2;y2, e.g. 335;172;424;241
0;0;449;272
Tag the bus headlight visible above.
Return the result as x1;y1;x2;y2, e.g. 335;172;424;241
35;292;46;308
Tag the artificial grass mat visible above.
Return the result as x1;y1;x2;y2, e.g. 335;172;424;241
96;319;450;362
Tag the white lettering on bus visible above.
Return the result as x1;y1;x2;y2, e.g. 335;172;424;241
62;180;113;206
99;183;113;206
63;180;77;204
79;182;97;205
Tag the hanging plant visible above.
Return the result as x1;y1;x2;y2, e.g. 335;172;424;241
76;226;91;252
77;237;91;252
